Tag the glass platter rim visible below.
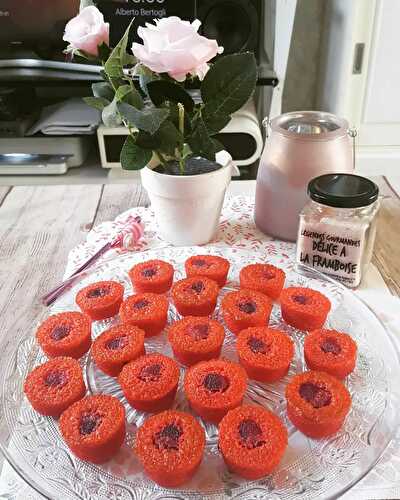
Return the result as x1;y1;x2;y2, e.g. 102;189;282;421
1;245;399;500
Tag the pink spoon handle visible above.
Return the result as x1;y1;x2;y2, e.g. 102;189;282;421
41;216;144;307
42;242;113;306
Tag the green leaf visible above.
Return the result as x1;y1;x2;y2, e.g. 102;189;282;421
181;143;193;160
147;80;195;111
80;0;95;10
136;64;158;95
117;102;169;135
135;121;183;156
109;77;126;89
104;20;134;78
104;55;123;79
115;85;130;101
115;84;144;109
136;130;160;151
156;121;184;156
201;52;257;116
92;82;114;101
120;136;152;170
102;97;122;127
98;42;111;62
212;138;225;152
83;96;109;111
187;116;217;161
117;22;131;62
202;107;231;134
122;53;137;67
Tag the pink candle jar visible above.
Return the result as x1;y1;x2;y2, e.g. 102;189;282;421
255;111;355;241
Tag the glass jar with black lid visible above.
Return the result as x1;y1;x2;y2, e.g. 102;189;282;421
296;174;380;288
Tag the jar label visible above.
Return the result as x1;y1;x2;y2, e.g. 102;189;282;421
296;221;367;287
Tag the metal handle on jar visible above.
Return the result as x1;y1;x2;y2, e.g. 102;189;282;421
348;127;357;170
262;116;271;138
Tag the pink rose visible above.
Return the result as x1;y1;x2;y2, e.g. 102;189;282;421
131;16;224;82
63;6;109;57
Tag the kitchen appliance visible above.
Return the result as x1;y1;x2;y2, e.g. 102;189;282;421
255;111;356;241
98;0;267;70
0;0;297;178
0;0;274;85
0;1;80;47
197;0;261;57
0;136;92;175
99;0;196;48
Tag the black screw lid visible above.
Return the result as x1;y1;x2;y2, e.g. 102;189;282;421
308;174;379;208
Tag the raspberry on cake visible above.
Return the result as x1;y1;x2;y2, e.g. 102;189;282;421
280;287;331;331
118;353;180;412
185;255;230;287
91;324;146;377
171;276;219;316
59;394;126;463
239;263;286;300
219;405;288;479
36;311;91;359
76;280;124;321
135;410;205;487
221;289;272;335
285;370;351;438
24;357;86;417
129;259;174;294
236;327;294;382
304;329;357;379
168;316;225;366
119;292;169;337
184;359;247;423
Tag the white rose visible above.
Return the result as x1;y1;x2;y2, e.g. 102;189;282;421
63;6;109;57
131;16;224;82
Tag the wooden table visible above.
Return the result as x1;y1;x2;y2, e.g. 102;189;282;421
0;177;399;362
0;183;147;359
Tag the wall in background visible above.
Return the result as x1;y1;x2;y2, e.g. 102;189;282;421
282;0;326;112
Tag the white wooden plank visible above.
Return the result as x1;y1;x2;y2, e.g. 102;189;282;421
0;185;103;358
0;186;11;206
384;175;400;197
94;184;149;224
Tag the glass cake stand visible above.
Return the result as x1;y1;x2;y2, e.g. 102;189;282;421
0;247;399;500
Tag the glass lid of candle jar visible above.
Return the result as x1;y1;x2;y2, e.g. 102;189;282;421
271;111;350;140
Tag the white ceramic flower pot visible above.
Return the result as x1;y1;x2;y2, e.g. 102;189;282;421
141;151;239;246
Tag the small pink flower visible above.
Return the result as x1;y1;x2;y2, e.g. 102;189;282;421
63;6;109;57
131;16;224;82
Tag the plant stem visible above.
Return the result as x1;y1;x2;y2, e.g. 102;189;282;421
178;103;186;175
127;124;135;137
154;151;164;165
160;151;168;164
178;158;185;175
178;103;185;136
156;151;172;174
